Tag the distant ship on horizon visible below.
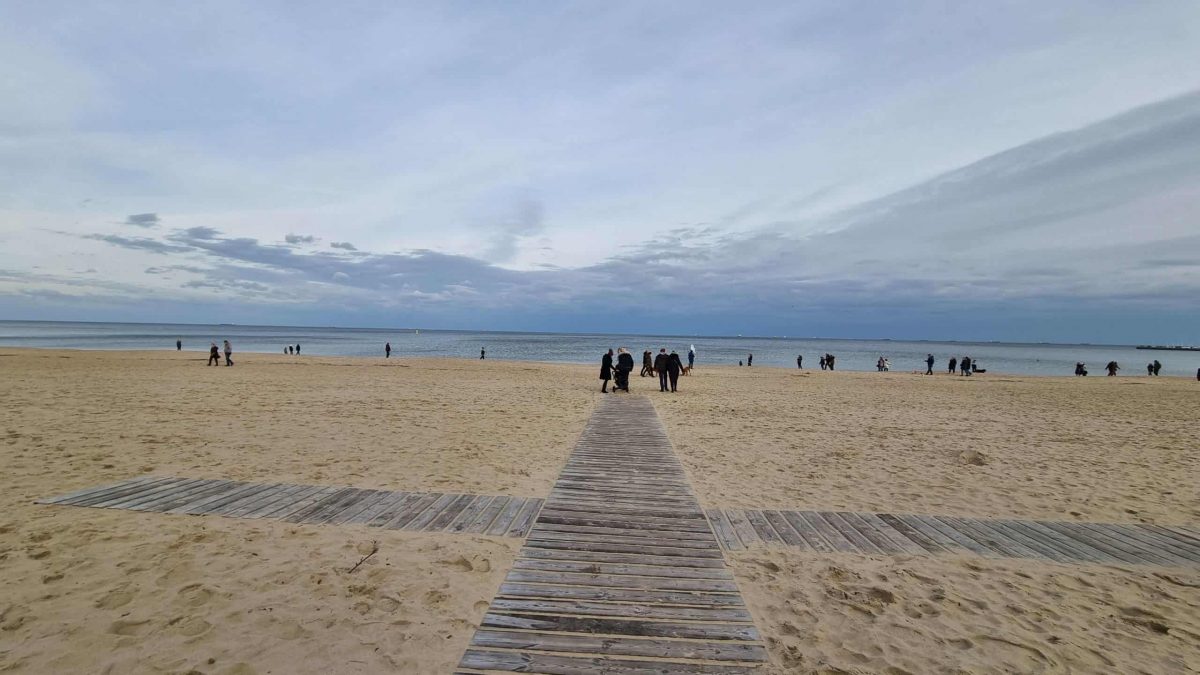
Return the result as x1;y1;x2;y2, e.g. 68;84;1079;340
1136;344;1200;351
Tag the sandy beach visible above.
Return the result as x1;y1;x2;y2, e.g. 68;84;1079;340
2;348;1198;673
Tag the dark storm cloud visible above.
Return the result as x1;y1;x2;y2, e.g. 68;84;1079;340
123;213;160;228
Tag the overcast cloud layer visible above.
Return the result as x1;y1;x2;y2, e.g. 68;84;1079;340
2;2;1199;342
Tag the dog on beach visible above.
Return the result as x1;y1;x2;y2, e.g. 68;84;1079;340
681;366;692;376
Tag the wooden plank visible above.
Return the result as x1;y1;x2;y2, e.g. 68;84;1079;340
423;493;477;532
250;485;329;519
365;492;423;527
498;583;745;607
377;492;443;530
1018;521;1122;564
458;649;759;674
506;498;544;538
822;512;881;554
983;520;1075;563
743;510;783;546
205;483;289;516
57;476;175;506
859;513;928;555
464;495;510;534
481;612;759;641
270;486;341;520
724;510;762;548
469;629;766;663
544;502;707;520
130;479;238;513
236;484;314;518
447;495;495;533
534;522;715;542
487;598;753;622
178;481;272;515
166;481;255;515
505;570;738;593
528;531;718;550
523;539;724;559
797;511;856;552
38;477;156;505
487;496;527;536
303;488;376;525
705;509;744;551
760;510;807;549
326;489;394;525
343;490;408;525
1145;525;1200;551
102;478;211;510
780;511;835;553
511;559;733;581
536;512;713;533
519;547;729;569
876;513;947;554
79;477;191;508
837;512;899;553
1070;523;1187;566
908;515;997;557
933;516;1033;559
1100;524;1200;564
1035;521;1145;565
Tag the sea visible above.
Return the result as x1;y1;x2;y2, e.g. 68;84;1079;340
0;320;1196;377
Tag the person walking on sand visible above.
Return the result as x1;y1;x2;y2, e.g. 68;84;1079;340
747;353;753;367
797;354;803;369
176;339;182;351
819;355;826;370
385;342;391;358
1106;361;1120;376
826;354;835;371
295;343;301;355
599;349;614;393
688;346;695;369
223;340;234;366
615;348;634;392
480;347;486;360
641;350;653;378
655;348;670;392
208;342;220;366
667;350;683;392
948;356;957;374
925;354;935;375
960;356;971;376
1152;360;1162;376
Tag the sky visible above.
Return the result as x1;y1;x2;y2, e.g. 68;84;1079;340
2;1;1199;342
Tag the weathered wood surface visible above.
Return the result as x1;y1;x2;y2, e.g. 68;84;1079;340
459;395;767;673
705;508;1200;566
37;479;541;539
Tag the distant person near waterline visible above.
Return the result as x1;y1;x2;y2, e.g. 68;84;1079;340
826;354;835;371
599;349;613;393
1106;361;1119;376
176;339;182;351
960;356;971;376
655;349;669;392
615;348;634;392
1153;360;1161;376
747;353;753;367
295;344;301;355
797;355;803;369
948;356;957;374
223;340;233;366
688;346;695;368
385;342;391;358
208;343;220;366
1075;362;1088;376
667;350;683;392
480;348;486;360
1147;362;1154;376
641;350;653;377
925;354;934;375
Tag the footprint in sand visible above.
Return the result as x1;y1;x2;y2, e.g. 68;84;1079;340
177;584;214;607
95;589;135;610
108;618;151;636
423;590;449;607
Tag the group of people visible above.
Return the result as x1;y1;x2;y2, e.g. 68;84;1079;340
283;344;301;355
945;356;982;375
604;346;695;393
818;353;836;370
1074;359;1163;377
1146;360;1162;376
875;356;891;371
207;340;233;366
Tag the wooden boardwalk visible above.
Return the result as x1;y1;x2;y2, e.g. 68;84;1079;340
457;395;768;674
37;478;543;538
706;508;1200;566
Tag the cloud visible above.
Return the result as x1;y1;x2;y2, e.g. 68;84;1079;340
285;233;316;244
484;199;544;263
123;213;159;228
183;226;220;240
330;241;357;251
82;233;191;255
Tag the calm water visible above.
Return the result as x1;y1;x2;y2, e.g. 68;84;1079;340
0;320;1196;377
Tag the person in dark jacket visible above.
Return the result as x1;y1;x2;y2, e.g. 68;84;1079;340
1152;360;1162;376
599;349;614;392
615;348;634;391
797;354;802;369
385;342;391;358
747;353;753;367
960;356;971;376
208;342;220;366
176;339;182;351
826;354;835;370
949;356;957;374
925;354;935;375
667;351;683;392
654;348;669;392
688;347;695;368
641;350;653;377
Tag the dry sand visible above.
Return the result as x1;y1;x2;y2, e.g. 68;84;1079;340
730;549;1200;674
651;366;1200;524
0;349;593;674
3;349;1198;674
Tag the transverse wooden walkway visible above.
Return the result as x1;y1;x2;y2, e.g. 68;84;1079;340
457;395;768;674
37;478;543;538
705;508;1200;566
